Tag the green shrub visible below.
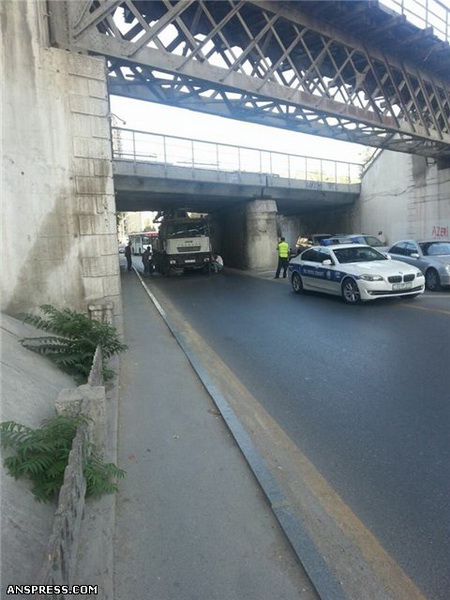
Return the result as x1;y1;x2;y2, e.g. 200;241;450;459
19;304;127;382
0;416;125;503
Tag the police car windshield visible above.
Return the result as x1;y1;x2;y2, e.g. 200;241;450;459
333;247;387;264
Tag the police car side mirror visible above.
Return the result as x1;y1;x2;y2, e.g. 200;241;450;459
322;259;332;266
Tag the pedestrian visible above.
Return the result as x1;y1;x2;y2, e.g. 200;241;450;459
377;230;387;244
142;246;152;276
275;237;290;279
125;241;132;271
211;253;224;273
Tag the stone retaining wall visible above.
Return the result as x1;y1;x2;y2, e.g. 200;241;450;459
35;348;106;600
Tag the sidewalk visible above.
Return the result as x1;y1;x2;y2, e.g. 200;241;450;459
114;271;319;600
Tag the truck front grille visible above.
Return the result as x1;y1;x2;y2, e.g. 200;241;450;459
177;246;201;252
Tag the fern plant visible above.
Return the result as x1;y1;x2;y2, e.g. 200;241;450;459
0;416;125;503
19;304;127;382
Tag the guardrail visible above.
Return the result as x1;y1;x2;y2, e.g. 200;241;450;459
112;127;362;187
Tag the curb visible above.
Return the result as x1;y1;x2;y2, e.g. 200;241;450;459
134;267;348;600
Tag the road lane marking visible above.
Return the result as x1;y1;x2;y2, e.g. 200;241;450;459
137;271;427;600
398;302;450;315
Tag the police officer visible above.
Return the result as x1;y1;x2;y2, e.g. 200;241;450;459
124;241;132;271
141;246;152;276
275;237;290;279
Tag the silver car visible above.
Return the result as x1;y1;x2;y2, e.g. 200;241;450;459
327;234;389;252
386;239;450;291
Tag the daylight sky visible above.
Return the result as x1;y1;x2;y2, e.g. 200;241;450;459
110;95;368;165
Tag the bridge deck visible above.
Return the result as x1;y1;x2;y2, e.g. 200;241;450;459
112;129;361;214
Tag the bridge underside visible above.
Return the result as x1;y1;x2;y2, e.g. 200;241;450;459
49;0;450;159
113;161;360;214
114;182;357;215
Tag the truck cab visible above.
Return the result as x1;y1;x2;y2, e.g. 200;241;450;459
153;215;212;275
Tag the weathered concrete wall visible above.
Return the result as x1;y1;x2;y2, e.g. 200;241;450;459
356;151;450;244
0;313;76;592
278;206;358;250
245;199;278;269
213;199;278;269
276;153;450;248
1;312;112;597
1;0;122;329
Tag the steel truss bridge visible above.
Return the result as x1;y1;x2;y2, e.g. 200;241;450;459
48;0;450;160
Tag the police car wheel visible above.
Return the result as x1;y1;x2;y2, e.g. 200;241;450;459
342;278;361;304
291;272;303;294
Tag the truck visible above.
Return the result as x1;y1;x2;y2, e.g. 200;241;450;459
152;212;212;276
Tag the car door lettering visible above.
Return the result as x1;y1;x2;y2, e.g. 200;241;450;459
300;265;346;281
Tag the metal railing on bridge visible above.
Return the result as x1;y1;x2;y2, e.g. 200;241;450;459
381;0;450;42
112;127;362;190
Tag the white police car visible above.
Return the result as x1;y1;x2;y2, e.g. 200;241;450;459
289;244;425;304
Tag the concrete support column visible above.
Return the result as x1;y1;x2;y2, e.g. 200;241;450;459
2;0;123;333
245;199;278;270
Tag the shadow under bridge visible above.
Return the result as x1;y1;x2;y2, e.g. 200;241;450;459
112;128;362;215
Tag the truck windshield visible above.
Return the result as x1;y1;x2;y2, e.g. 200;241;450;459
166;222;208;238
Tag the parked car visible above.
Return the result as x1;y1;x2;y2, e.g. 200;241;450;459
295;233;332;254
386;239;450;291
118;244;126;254
327;233;388;251
289;243;425;304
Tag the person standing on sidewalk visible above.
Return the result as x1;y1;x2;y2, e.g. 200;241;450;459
142;246;152;276
125;242;133;271
275;237;290;279
377;230;388;244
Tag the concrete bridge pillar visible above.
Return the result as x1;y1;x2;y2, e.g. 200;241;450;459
245;199;278;270
212;198;278;270
2;0;122;331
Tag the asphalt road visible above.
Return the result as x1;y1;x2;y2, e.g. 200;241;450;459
143;266;450;600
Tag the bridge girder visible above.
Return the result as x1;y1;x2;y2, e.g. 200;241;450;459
48;0;450;157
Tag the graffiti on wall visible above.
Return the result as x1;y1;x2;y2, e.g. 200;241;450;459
431;225;449;238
